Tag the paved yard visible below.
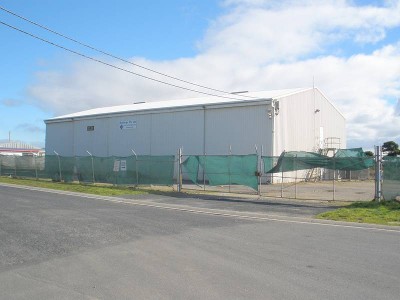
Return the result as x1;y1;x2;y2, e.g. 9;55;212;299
183;180;375;201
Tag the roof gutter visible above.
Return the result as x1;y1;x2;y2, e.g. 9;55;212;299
44;98;273;124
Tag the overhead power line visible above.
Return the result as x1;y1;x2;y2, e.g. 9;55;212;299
0;20;255;101
0;5;256;100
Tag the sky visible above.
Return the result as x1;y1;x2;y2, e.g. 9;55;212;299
0;0;399;151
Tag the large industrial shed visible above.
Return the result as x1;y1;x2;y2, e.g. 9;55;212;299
44;87;346;158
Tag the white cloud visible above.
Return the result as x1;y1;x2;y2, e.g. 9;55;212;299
28;0;400;149
15;123;45;133
396;98;400;115
1;98;23;107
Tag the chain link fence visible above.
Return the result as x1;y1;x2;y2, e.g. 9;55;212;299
382;157;400;200
181;153;376;201
0;155;175;186
1;149;398;201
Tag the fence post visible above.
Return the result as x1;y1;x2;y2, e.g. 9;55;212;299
229;145;232;193
14;155;17;177
34;154;38;180
177;148;182;192
54;151;62;181
295;155;297;199
254;145;260;196
86;151;95;184
374;146;382;202
131;149;139;186
0;155;2;176
333;156;336;201
260;146;264;196
203;152;207;191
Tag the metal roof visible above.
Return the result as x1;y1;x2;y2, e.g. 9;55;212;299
45;87;311;122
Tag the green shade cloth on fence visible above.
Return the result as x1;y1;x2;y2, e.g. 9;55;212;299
182;156;200;184
383;156;400;180
0;155;175;185
0;155;46;178
264;152;329;173
333;148;375;170
382;156;400;200
0;155;19;176
264;148;374;173
383;156;400;199
44;155;175;185
182;155;258;191
45;155;75;181
262;156;280;173
136;155;175;185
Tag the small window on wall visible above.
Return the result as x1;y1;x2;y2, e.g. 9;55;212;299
87;126;95;131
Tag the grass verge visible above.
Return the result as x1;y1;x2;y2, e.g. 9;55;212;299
316;201;400;226
0;176;146;197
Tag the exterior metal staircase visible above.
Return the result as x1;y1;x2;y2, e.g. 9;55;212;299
305;137;341;182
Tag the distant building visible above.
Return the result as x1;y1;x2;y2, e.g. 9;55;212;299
0;140;44;156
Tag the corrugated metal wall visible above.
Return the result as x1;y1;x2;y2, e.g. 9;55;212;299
150;110;204;155
46;103;273;157
68;109;205;157
45;89;345;160
271;88;346;183
205;105;272;155
274;88;346;156
73;117;110;156
107;114;152;156
315;89;346;149
274;90;315;155
46;121;74;156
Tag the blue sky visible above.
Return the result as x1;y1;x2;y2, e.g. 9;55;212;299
1;0;400;150
0;0;222;146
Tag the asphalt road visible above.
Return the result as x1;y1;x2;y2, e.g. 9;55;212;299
120;192;343;218
0;184;399;299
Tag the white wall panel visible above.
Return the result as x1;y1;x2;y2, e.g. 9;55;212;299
205;104;272;155
107;114;152;157
45;121;74;156
315;90;346;149
150;110;204;155
73;118;109;156
272;89;346;183
274;88;346;156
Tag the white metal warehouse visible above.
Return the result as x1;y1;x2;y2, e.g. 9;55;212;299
44;87;346;157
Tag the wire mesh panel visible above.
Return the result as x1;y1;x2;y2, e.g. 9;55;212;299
136;155;175;185
109;157;137;185
45;155;75;182
383;157;400;200
261;152;375;201
75;156;96;183
262;156;280;174
93;156;116;183
43;155;175;185
334;148;375;171
265;148;374;174
44;155;60;180
0;155;17;176
0;155;47;178
15;156;38;178
182;154;258;191
1;149;378;201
